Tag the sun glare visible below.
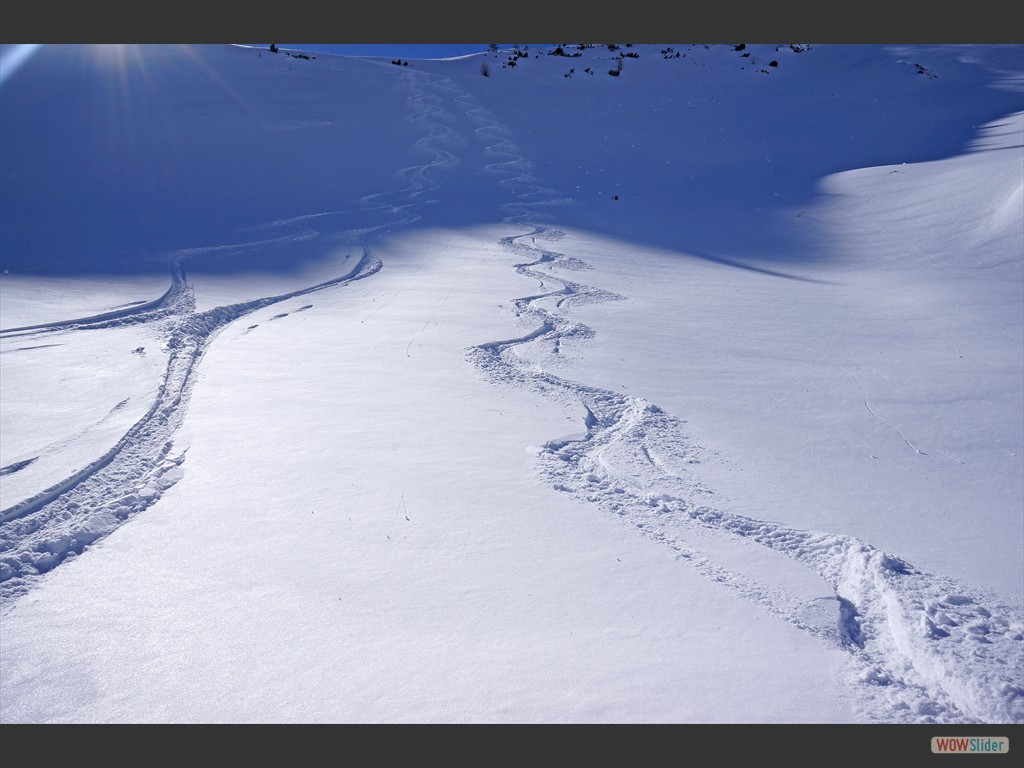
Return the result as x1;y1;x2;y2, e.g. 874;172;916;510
0;44;42;86
88;44;150;85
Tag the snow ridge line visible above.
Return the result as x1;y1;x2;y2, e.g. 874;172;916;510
468;225;1024;725
0;250;382;605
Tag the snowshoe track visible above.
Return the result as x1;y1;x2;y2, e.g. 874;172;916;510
469;224;1023;724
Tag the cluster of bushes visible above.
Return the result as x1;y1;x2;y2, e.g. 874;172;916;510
543;43;634;77
548;45;583;58
482;45;532;70
727;44;784;73
505;42;815;81
266;45;315;60
502;46;529;68
607;47;638;76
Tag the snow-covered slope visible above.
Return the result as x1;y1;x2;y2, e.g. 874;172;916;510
1;43;1022;724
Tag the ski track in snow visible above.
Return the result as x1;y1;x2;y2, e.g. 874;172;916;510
2;61;1021;725
449;76;1024;724
0;254;383;601
0;64;467;608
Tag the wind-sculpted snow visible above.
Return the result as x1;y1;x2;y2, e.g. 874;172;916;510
468;216;1023;722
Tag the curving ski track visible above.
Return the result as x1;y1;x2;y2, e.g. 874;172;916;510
1;62;1020;724
0;252;382;601
0;63;461;607
459;81;1024;724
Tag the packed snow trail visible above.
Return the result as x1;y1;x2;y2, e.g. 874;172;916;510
467;225;1024;725
0;251;382;602
451;72;1024;723
0;63;464;605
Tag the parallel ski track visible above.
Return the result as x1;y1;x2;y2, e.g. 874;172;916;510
0;252;382;602
0;62;458;606
3;60;1021;725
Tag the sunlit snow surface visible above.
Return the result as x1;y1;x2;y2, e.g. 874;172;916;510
1;43;1022;724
